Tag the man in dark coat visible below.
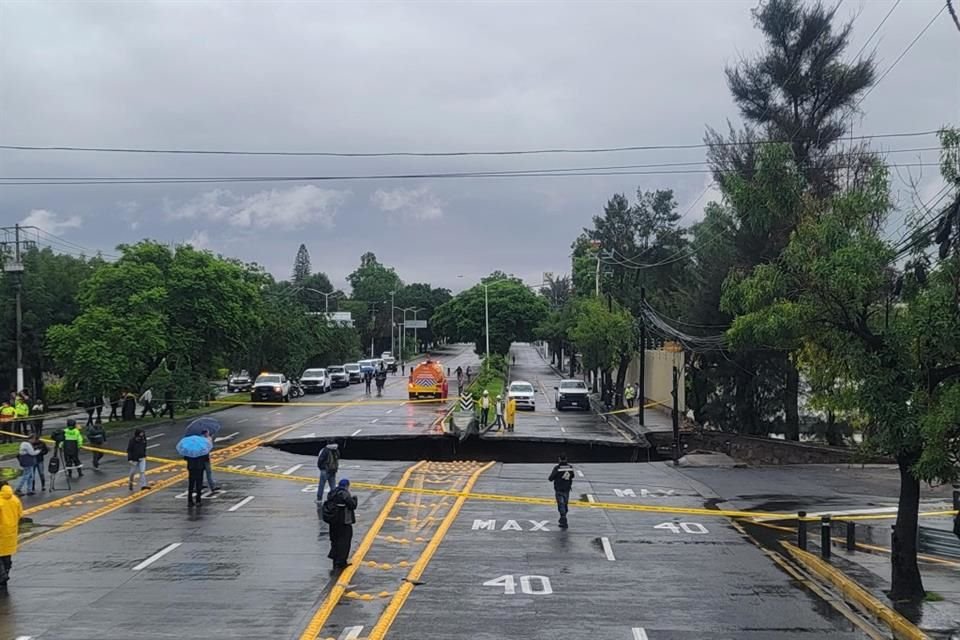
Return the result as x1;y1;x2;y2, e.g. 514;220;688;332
326;478;358;570
548;454;574;530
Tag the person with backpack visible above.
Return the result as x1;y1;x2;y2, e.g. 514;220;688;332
14;438;39;496
127;428;149;491
323;478;357;570
548;454;575;530
30;435;48;493
0;481;23;589
63;419;84;478
85;420;107;469
316;443;339;503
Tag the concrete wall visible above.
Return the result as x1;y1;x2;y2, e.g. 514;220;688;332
647;431;890;465
621;348;685;413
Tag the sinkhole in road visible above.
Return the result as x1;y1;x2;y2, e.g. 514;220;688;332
267;433;662;463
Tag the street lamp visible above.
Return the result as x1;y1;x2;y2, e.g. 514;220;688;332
480;277;549;361
394;305;417;359
412;307;424;354
302;287;342;313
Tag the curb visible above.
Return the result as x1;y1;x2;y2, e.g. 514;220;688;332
782;541;930;640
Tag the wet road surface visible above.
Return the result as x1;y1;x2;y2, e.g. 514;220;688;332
2;343;871;639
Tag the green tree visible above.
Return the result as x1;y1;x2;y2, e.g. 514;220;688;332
347;252;403;355
724;133;960;599
396;282;452;349
431;275;548;356
567;297;634;394
292;243;311;284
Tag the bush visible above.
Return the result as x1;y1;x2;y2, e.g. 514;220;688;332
42;379;74;406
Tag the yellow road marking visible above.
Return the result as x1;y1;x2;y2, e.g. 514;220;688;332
367;461;494;640
298;461;426;640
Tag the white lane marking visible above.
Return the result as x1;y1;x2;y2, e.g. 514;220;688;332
228;496;255;512
132;542;182;571
297;432;317;439
281;464;303;475
370;418;378;424
385;409;393;414
214;432;240;443
270;409;282;415
560;427;566;433
601;536;616;561
352;429;362;436
237;418;249;424
146;433;164;440
576;469;584;477
15;636;33;640
146;444;161;450
554;416;559;422
586;494;596;503
339;627;364;640
632;628;649;640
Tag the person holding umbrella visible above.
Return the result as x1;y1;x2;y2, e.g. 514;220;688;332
177;433;213;507
184;418;220;493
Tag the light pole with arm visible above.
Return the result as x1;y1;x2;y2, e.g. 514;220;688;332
395;306;416;359
390;291;396;356
412;308;424;353
302;287;341;314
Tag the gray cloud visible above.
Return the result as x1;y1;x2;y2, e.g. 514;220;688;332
0;1;954;289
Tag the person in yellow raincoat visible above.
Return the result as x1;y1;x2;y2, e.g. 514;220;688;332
0;482;23;587
505;397;517;433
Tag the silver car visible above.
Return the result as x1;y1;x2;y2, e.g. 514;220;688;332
507;381;536;411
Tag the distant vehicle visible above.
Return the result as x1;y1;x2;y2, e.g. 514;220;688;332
344;363;362;384
555;379;589;411
381;351;393;359
408;359;448;400
227;370;252;393
359;359;377;375
327;365;350;388
252;373;291;403
507;381;536;411
383;355;397;373
300;368;332;394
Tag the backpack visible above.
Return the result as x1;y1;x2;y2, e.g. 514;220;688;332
48;455;60;474
321;497;339;524
318;447;339;473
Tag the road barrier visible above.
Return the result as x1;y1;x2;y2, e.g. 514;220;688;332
459;393;474;411
918;526;960;560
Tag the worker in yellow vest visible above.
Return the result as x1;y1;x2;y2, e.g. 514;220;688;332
13;395;29;436
0;401;15;443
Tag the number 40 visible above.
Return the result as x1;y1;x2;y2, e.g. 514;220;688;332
483;574;553;595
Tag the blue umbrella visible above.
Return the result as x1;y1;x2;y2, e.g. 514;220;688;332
184;417;222;437
177;434;213;458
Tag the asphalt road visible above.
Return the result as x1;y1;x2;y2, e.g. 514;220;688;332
1;342;872;639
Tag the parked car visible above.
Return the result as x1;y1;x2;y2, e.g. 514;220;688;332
327;365;350;388
344;363;362;384
555;379;590;411
251;373;290;403
227;370;252;393
300;368;332;394
383;355;397;373
507;380;536;411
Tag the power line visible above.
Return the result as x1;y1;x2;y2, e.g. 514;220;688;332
0;130;941;159
853;0;902;61
0;162;941;187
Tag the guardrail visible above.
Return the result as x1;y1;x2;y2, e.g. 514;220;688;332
918;525;960;560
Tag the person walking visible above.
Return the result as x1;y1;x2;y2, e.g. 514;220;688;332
63;419;84;478
0;481;23;589
375;367;386;397
324;478;358;570
30;435;48;493
505;396;517;433
108;392;121;422
127;428;149;491
163;385;175;420
201;430;217;493
316;443;340;503
479;390;490;427
548;454;574;529
624;383;636;409
83;395;96;428
185;453;207;507
363;370;373;395
492;395;504;431
14;438;39;496
85;420;107;469
466;366;473;383
139;388;156;419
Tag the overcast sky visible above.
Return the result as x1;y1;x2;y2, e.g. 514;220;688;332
1;0;957;292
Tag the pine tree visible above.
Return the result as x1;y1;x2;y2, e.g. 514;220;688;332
292;244;311;284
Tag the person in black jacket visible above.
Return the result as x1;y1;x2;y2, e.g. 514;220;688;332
326;478;358;570
185;454;208;507
548;454;575;530
127;429;149;491
85;422;107;469
30;435;48;493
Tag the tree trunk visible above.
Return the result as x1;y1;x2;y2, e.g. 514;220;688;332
784;360;800;441
890;453;925;601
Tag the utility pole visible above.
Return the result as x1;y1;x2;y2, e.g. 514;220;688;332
1;225;29;392
390;291;396;356
638;286;646;427
671;364;680;466
484;283;490;360
413;308;421;353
